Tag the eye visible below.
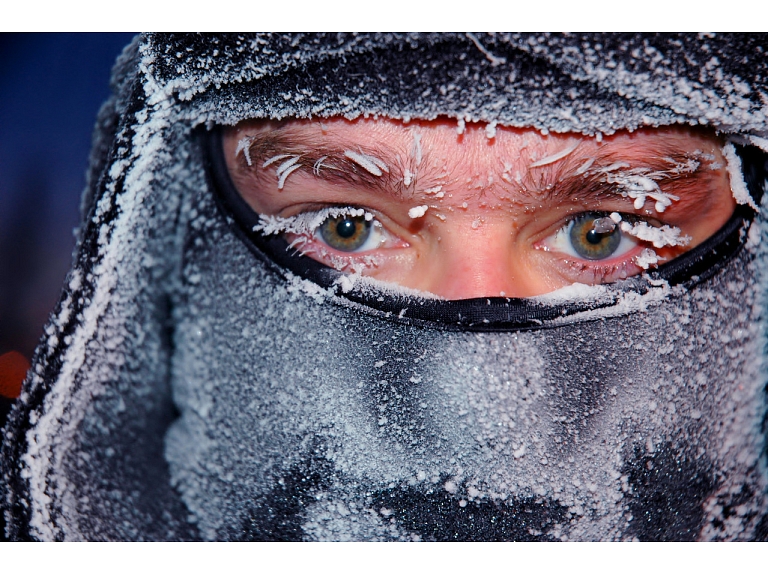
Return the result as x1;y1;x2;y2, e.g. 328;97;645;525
545;212;638;261
318;214;380;252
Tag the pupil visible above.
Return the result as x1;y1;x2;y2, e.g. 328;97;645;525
336;219;357;238
586;229;603;244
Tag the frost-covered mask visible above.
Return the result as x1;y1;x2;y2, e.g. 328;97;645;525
182;118;768;541
4;33;768;542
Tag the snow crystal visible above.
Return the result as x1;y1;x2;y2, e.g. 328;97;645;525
619;220;690;248
235;136;254;166
529;141;580;168
344;150;388;177
723;142;759;210
635;247;660;269
254;206;372;236
408;205;428;219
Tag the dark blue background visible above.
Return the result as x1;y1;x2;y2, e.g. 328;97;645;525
0;33;137;359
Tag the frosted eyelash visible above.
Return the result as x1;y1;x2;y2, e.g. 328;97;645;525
618;220;690;248
254;206;375;236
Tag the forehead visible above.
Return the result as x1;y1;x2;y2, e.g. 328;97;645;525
229;117;721;170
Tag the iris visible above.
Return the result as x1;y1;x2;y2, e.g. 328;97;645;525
320;215;372;251
569;213;622;260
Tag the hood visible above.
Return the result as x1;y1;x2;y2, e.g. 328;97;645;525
2;33;768;541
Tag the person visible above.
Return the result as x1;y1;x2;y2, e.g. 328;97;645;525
1;33;767;541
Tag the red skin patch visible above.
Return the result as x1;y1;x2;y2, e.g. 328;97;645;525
0;351;30;399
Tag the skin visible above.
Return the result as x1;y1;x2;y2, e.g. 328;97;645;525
223;118;735;300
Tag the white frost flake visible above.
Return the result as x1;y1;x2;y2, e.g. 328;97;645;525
635;248;660;269
723;142;759;210
408;205;429;219
344;150;388;176
619;221;690;248
530;141;580;168
254;206;371;236
235;136;255;166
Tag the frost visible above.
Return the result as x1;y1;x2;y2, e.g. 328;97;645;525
12;33;768;544
600;167;680;212
723;142;759;210
344;150;388;176
574;157;595;175
748;135;768;155
254;206;372;236
619;220;690;248
408;205;428;219
262;154;293;168
313;156;328;176
485;122;497;140
235;136;254;166
635;247;660;269
465;33;506;67
411;131;422;165
277;164;301;189
529;141;580;168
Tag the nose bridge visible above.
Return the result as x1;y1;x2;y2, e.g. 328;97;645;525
425;218;529;299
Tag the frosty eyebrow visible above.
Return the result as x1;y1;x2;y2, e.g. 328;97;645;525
233;131;413;197
232;127;722;212
522;147;719;209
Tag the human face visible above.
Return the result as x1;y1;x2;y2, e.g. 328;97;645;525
222;118;735;300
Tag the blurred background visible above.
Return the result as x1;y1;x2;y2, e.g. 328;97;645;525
0;33;136;362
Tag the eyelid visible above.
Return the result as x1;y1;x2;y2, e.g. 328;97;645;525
276;205;408;262
537;211;688;283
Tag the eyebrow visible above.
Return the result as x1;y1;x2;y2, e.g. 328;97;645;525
232;127;721;209
231;129;431;198
520;144;720;208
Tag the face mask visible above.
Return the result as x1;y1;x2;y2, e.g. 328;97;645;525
155;130;768;542
3;33;768;542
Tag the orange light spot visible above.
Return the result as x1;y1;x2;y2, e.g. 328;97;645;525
0;351;30;399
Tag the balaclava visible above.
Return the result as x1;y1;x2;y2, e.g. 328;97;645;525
2;33;768;541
